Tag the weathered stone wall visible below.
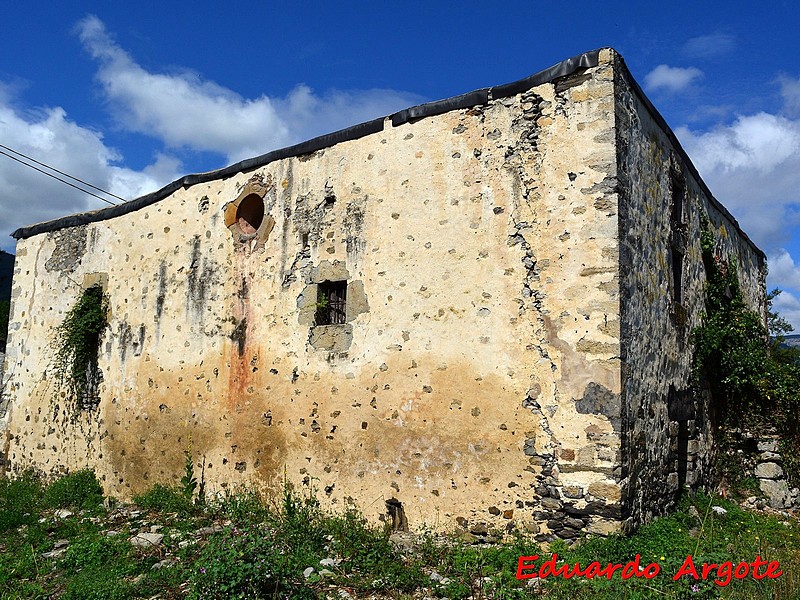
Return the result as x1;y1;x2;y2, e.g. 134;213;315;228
2;50;625;537
719;429;799;510
2;49;765;537
614;56;766;529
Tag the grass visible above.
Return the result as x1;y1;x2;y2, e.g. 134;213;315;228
132;482;197;516
0;470;798;599
42;468;104;511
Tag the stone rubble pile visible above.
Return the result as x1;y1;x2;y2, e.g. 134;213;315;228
752;437;799;509
725;429;799;510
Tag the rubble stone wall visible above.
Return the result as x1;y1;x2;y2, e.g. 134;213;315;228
615;56;767;529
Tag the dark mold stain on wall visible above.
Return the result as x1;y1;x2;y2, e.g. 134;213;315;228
230;318;247;357
155;262;168;322
185;235;219;321
343;198;366;256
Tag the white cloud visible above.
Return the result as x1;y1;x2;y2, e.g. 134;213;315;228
767;254;800;331
0;16;425;252
771;289;800;332
768;250;800;291
678;113;799;174
76;15;424;163
276;85;428;146
682;33;736;59
0;96;181;252
676;105;800;328
645;65;703;93
675;113;800;248
779;74;800;117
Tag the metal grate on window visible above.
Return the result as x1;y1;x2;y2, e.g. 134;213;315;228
317;281;347;325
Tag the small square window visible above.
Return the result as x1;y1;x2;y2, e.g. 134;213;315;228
316;281;347;325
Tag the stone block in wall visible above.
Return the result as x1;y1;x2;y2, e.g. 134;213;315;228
755;462;784;480
760;479;792;509
587;480;621;503
757;439;779;453
685;469;700;487
586;518;621;536
666;472;679;492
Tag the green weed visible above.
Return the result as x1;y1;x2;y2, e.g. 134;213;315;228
134;482;196;516
216;485;271;526
43;469;104;511
0;470;43;531
50;285;109;408
60;566;133;600
61;534;131;569
1;469;798;599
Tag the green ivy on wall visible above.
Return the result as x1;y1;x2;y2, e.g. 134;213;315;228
51;285;109;409
693;214;800;486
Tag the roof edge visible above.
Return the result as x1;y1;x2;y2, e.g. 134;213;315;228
12;49;604;240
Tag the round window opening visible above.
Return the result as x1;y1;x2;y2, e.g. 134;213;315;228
236;194;265;235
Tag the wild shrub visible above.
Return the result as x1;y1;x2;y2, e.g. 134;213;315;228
693;214;800;486
51;285;108;408
43;469;103;511
216;486;271;526
134;482;195;516
190;484;426;598
424;534;535;600
61;534;130;569
0;470;43;531
325;505;426;591
60;566;132;600
190;524;292;599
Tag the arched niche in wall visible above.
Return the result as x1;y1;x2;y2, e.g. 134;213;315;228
224;174;276;250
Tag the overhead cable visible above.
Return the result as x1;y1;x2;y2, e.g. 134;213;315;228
0;143;121;206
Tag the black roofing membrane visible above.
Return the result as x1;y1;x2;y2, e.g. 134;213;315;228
11;47;763;261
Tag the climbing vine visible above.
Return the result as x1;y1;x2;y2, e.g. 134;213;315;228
51;285;109;409
693;214;800;486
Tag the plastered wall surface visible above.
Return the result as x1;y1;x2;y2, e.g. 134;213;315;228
1;49;765;539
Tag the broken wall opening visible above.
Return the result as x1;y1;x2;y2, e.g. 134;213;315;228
224;174;276;248
52;281;109;411
385;498;408;532
236;194;265;235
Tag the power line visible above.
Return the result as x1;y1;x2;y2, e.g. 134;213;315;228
0;148;118;206
0;143;122;206
0;143;126;202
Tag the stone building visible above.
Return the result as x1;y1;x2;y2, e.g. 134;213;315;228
0;48;766;540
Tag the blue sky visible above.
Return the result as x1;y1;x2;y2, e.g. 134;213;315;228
2;1;800;324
